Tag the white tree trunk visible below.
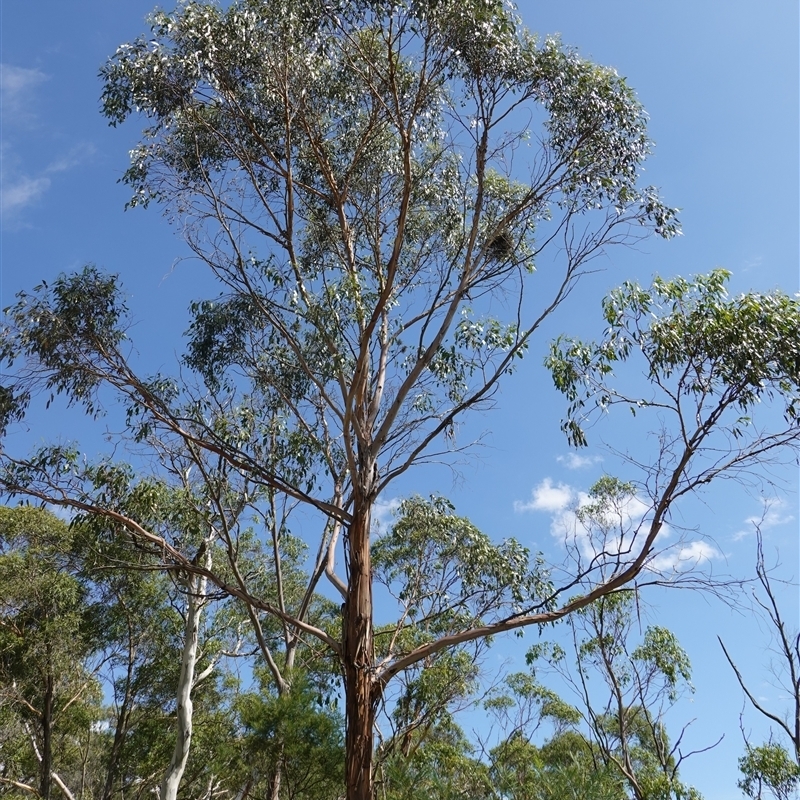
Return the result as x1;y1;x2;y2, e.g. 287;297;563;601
160;543;211;800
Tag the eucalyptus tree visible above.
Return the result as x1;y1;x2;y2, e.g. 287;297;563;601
737;744;800;800
526;587;704;800
84;538;184;800
76;468;319;800
1;1;678;795
237;675;345;800
372;495;543;761
84;519;231;800
0;506;104;800
472;668;623;799
719;533;800;800
378;715;492;800
94;563;238;800
545;270;800;586
1;1;797;799
489;732;626;800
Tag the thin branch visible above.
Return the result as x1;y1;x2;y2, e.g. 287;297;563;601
718;636;795;743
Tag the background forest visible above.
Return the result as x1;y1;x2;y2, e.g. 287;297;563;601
1;500;798;799
0;1;798;799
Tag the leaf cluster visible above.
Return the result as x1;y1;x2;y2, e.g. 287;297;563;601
547;270;800;447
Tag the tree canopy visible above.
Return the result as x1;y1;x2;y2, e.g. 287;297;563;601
1;2;798;799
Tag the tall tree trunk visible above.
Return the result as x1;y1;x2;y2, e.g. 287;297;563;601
160;569;207;800
102;643;136;800
268;753;282;800
41;670;54;800
343;500;377;800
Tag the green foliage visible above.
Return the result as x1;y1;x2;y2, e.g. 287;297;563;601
492;734;626;800
486;671;582;736
0;503;255;799
386;647;481;752
632;627;693;701
1;267;127;428
99;0;676;227
238;676;345;800
526;591;702;800
374;495;552;631
373;495;556;768
379;716;492;800
547;270;800;447
0;506;105;795
739;743;800;800
576;476;637;523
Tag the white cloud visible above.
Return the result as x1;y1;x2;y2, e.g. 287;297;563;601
565;491;655;562
45;143;97;175
733;497;795;541
372;496;401;533
742;255;764;273
516;478;677;567
517;479;722;578
1;66;95;223
1;175;50;214
0;63;47;94
1;144;96;218
556;452;601;470
0;63;47;124
648;541;721;573
514;478;575;514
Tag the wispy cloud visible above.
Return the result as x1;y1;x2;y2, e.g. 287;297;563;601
1;64;97;223
517;478;651;561
372;496;401;533
648;541;721;573
45;143;97;175
515;477;718;574
1;175;51;214
1;143;96;218
0;63;47;125
741;255;764;273
556;452;602;470
732;497;795;541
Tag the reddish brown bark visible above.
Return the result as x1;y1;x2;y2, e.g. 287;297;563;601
343;499;378;800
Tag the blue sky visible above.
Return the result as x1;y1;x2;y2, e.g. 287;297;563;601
1;1;798;796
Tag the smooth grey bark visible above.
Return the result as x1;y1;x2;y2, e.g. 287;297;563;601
159;540;213;800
